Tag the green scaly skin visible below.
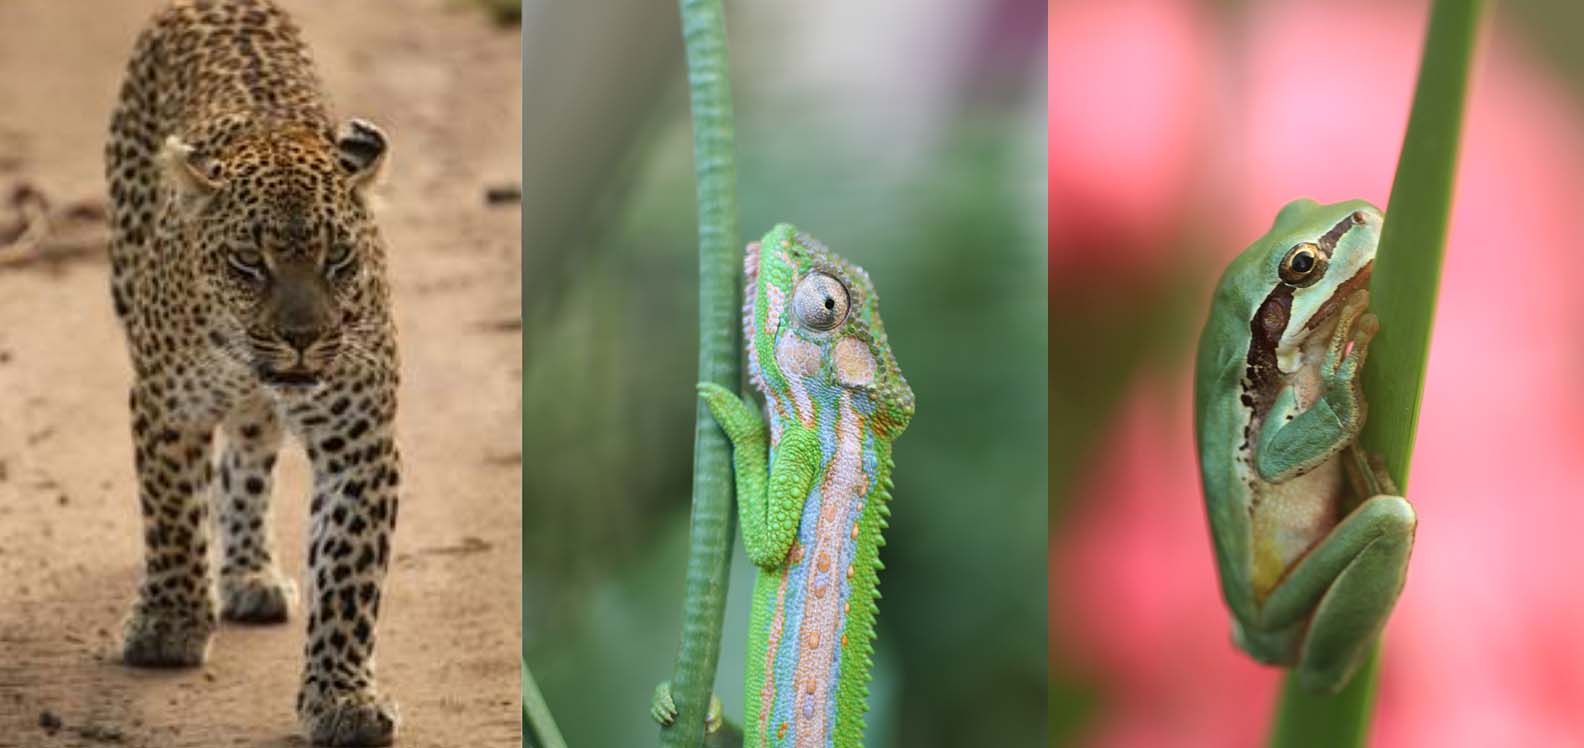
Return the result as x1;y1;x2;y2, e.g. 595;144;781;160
653;224;914;748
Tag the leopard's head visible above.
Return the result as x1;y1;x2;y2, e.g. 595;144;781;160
160;118;389;388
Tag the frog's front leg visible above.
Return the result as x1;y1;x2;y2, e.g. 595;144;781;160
1258;456;1416;693
1256;293;1376;482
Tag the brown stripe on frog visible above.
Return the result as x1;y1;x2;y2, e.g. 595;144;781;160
1240;284;1294;438
1315;211;1366;258
1302;261;1374;332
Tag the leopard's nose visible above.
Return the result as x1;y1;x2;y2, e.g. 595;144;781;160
281;326;321;353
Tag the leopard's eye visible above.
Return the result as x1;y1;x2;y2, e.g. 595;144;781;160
227;247;266;281
325;244;358;276
792;271;850;331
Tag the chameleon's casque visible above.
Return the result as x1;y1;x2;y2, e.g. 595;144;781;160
744;226;914;444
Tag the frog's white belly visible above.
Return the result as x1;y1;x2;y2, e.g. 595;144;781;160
1250;446;1344;599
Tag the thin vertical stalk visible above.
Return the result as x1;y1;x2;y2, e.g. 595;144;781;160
1268;0;1480;744
661;0;742;746
522;659;569;748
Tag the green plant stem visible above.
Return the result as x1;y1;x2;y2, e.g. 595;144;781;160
522;659;569;748
1269;648;1381;747
1268;0;1480;745
662;1;742;747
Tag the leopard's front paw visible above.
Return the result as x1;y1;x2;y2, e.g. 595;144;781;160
300;687;399;747
121;602;215;667
220;568;296;623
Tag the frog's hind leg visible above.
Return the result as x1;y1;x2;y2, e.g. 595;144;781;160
1230;617;1304;667
1341;446;1400;509
1264;491;1416;693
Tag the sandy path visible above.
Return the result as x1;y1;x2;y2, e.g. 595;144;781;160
0;1;522;746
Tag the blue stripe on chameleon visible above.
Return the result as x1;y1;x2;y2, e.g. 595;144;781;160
769;393;836;745
864;432;880;486
777;385;843;745
851;389;876;417
821;407;871;740
771;480;820;743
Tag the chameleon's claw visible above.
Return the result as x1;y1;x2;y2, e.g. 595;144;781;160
650;681;723;733
650;681;678;726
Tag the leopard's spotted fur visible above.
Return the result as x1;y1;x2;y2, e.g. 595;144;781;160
106;1;402;744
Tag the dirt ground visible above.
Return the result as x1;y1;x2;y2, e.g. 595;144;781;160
0;1;522;746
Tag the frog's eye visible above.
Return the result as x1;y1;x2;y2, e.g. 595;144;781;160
1279;242;1327;287
792;272;850;331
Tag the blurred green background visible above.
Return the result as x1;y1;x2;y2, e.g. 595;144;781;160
519;2;1046;746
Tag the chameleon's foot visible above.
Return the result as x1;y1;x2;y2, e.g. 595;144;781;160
650;681;677;726
650;681;723;734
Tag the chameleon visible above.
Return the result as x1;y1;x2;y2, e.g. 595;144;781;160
653;224;915;747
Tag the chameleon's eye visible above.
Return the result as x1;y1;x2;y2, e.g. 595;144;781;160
793;272;850;331
1279;242;1327;287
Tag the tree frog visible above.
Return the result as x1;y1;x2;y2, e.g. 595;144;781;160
1193;198;1417;693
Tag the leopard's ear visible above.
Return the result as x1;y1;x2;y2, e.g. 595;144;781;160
335;118;388;191
159;135;224;210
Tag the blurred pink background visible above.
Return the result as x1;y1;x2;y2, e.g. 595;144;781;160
1049;0;1584;745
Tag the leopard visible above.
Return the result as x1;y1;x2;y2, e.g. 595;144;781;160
105;1;402;744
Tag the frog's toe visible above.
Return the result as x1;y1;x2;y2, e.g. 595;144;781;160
1350;311;1379;349
1296;662;1352;695
1231;619;1301;666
